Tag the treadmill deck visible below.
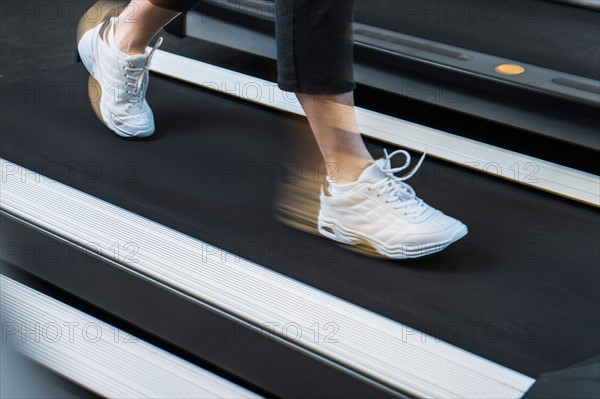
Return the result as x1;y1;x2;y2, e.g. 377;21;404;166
1;63;598;378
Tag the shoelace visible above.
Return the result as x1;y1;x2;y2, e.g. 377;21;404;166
123;37;163;108
370;149;428;217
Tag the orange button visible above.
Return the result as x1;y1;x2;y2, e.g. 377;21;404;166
495;64;526;75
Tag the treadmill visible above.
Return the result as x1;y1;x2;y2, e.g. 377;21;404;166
1;0;599;397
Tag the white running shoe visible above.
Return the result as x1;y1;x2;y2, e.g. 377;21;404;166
78;17;162;138
318;150;468;259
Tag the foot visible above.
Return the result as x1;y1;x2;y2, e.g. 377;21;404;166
77;17;162;138
318;149;468;259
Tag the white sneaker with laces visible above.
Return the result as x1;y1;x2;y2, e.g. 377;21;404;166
78;17;162;138
318;150;468;259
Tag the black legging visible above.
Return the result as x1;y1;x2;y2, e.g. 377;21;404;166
148;0;357;94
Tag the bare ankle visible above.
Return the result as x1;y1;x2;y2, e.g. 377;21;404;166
328;159;374;184
113;23;146;55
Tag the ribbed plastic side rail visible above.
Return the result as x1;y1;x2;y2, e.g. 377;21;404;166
0;275;260;398
0;159;535;398
148;49;599;207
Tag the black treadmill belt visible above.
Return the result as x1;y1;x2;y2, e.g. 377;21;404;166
355;0;600;80
1;63;598;378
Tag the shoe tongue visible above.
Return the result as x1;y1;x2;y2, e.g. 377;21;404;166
124;53;149;68
359;159;388;183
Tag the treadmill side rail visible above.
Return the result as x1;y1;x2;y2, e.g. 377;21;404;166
0;158;535;398
148;49;600;208
0;275;261;399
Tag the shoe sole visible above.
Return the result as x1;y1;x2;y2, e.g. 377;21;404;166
318;215;468;260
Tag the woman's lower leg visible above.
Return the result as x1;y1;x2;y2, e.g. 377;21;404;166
113;0;180;54
297;92;374;184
